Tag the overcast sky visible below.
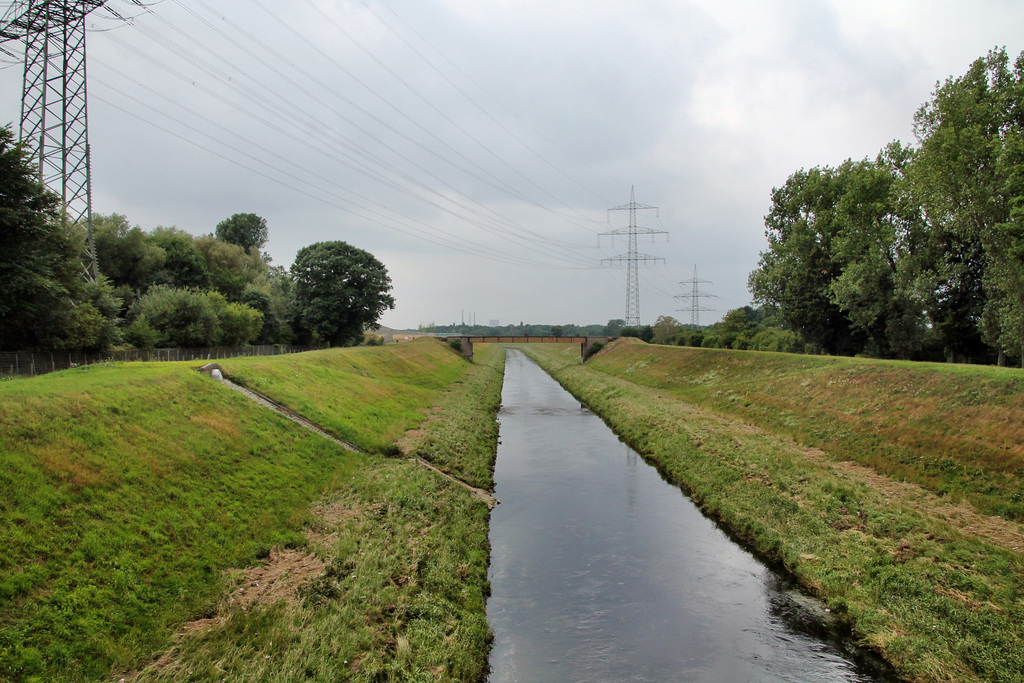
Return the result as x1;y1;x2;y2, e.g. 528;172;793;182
2;0;1023;329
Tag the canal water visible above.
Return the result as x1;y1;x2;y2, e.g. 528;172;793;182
487;350;897;683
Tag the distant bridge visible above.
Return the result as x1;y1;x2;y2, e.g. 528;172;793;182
455;336;613;363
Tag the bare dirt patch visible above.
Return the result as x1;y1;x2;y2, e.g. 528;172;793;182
228;547;327;611
117;500;364;681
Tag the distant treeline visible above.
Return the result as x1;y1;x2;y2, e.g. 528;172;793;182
425;313;801;355
622;310;803;354
423;320;627;338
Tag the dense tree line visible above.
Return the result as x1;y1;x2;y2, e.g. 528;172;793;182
0;126;393;352
640;311;803;353
749;48;1024;365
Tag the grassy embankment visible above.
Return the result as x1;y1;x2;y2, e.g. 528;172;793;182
520;340;1024;683
0;338;503;682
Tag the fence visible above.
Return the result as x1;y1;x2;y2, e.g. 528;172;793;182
0;344;312;379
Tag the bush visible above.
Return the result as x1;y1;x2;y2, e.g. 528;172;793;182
584;341;604;360
129;286;263;348
123;318;162;348
621;326;654;342
364;333;384;346
59;303;107;351
674;331;704;348
218;300;264;346
749;327;803;353
130;286;218;347
448;338;462;352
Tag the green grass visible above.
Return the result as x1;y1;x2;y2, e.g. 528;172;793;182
131;458;493;683
580;340;1024;520
222;340;470;454
0;339;502;682
519;340;1024;683
399;344;504;490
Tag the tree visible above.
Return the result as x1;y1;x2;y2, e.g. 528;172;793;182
195;235;267;300
651;315;682;344
93;213;166;313
828;146;931;359
909;48;1018;363
240;265;294;344
749;165;866;355
291;241;395;346
604;319;625;336
988;125;1024;364
215;213;268;253
148;227;210;290
549;325;563;337
94;213;165;290
0;125;79;351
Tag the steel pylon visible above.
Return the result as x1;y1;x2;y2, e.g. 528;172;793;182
2;1;110;281
601;187;667;329
675;265;716;327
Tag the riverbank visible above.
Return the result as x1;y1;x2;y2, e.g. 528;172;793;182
0;339;503;682
519;340;1024;683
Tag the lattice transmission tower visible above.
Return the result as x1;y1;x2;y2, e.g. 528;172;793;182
1;0;117;281
675;265;716;327
601;187;667;328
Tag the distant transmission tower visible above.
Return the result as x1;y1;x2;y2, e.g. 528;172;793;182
1;1;115;281
601;187;667;328
675;265;716;326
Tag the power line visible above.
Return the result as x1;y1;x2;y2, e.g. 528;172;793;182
292;0;604;232
117;1;603;264
89;79;601;271
243;0;606;236
96;19;600;268
360;0;622;207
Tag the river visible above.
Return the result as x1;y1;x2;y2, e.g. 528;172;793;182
486;349;897;682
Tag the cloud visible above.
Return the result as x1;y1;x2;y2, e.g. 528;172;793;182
1;0;1022;328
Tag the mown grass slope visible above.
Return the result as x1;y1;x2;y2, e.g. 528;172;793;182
222;340;470;454
0;339;501;682
521;340;1024;683
397;344;504;490
586;341;1024;520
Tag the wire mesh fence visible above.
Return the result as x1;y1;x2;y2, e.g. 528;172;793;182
0;345;312;379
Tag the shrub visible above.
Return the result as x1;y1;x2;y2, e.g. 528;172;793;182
123;318;162;348
218;300;264;346
129;286;263;347
130;286;218;347
448;338;462;352
621;326;654;342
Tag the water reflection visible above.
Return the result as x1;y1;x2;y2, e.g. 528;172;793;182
487;350;897;683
